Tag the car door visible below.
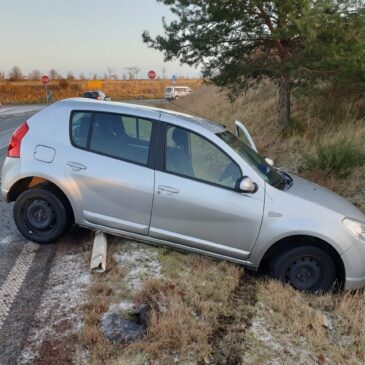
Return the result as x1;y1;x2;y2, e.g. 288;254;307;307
235;120;258;152
66;110;157;235
149;123;265;260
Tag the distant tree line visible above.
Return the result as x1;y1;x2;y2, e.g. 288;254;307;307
1;65;174;82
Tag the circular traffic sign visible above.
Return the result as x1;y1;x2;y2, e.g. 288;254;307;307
40;75;50;85
148;70;156;80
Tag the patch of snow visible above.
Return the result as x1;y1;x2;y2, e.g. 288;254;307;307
250;316;283;352
18;243;91;365
244;302;317;365
106;300;135;315
113;241;161;292
0;235;15;246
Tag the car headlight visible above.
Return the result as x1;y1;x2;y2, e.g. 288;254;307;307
342;218;365;241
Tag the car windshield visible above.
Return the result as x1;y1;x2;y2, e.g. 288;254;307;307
166;87;173;92
217;130;287;190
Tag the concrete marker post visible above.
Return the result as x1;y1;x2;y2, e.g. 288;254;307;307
90;231;107;272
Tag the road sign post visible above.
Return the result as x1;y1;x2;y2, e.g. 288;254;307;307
40;75;50;104
172;74;177;85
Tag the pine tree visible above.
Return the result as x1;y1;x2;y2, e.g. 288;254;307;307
143;0;365;129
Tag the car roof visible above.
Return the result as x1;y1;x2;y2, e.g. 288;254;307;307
52;98;225;134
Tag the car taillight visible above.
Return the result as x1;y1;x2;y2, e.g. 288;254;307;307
96;96;101;100
7;122;29;158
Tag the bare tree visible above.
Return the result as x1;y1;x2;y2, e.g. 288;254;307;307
125;67;135;80
125;66;141;80
106;67;118;80
0;71;5;82
79;73;86;80
133;66;142;80
49;69;60;80
66;71;75;80
9;66;23;81
92;73;98;80
122;73;127;80
28;69;41;80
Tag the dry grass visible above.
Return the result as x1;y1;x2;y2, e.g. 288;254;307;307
130;252;242;364
0;79;202;104
80;240;130;365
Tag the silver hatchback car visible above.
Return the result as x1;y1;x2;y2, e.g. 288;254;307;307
2;99;365;292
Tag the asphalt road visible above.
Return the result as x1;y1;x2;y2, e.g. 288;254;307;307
0;107;53;364
0;106;89;365
0;100;163;364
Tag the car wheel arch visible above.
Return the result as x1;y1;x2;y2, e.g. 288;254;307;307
259;234;345;288
7;176;75;225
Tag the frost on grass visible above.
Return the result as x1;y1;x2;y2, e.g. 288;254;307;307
100;240;161;347
18;243;91;365
112;241;161;292
244;301;317;365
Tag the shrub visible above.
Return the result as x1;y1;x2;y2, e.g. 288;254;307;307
303;138;365;177
58;78;69;89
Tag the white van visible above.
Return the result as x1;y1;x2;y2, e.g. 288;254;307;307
165;86;192;100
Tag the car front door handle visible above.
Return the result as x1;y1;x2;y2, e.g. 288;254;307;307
66;161;87;172
157;185;179;194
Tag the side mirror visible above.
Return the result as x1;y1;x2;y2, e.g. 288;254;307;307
264;157;274;166
236;176;257;193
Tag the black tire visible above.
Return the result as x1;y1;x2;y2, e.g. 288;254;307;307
269;245;336;293
13;188;68;244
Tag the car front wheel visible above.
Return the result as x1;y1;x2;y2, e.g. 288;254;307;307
14;188;69;244
270;245;337;293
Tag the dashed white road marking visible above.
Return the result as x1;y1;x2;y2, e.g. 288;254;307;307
0;243;39;329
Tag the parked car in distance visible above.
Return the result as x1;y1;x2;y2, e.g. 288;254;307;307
2;98;365;293
82;90;111;101
165;86;192;100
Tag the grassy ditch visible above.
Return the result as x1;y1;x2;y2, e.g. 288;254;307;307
80;83;365;364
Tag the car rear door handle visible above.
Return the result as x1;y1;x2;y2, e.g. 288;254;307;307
157;185;179;194
66;161;87;172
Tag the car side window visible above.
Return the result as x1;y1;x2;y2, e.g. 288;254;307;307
122;116;152;142
165;125;241;189
88;112;152;165
70;112;93;148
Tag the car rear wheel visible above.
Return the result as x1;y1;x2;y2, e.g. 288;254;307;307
269;245;337;293
14;188;69;244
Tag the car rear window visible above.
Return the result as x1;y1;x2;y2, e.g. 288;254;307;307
70;112;93;148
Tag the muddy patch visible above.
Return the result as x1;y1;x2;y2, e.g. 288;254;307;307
209;272;258;365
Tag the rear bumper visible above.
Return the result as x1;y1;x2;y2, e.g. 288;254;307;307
1;157;21;202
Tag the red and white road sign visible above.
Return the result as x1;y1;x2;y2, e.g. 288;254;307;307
40;75;50;85
148;70;156;80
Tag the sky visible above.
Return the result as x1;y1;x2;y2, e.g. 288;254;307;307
0;0;200;79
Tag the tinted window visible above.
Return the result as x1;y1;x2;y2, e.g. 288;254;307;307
70;112;92;148
89;112;152;164
165;125;241;189
123;117;152;141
